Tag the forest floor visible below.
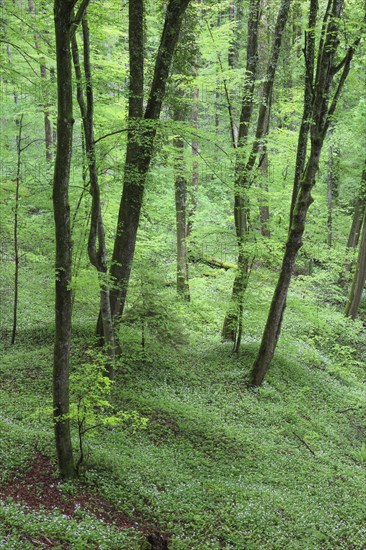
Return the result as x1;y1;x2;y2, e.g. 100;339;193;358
0;265;366;549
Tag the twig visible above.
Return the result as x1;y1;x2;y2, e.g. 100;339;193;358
293;431;316;456
336;406;361;414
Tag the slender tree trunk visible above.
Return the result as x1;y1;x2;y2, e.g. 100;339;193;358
347;199;365;249
222;0;261;343
187;85;199;237
11;114;23;345
28;0;53;161
250;145;321;386
223;0;291;345
71;16;117;378
258;4;271;237
347;160;366;249
345;207;366;319
53;0;91;479
250;0;360;385
327;144;333;247
53;0;75;479
259;149;271;237
106;0;191;326
174;91;190;300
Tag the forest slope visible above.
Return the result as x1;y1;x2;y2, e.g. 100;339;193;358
0;264;365;549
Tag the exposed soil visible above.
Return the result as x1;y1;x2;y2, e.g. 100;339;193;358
0;451;169;548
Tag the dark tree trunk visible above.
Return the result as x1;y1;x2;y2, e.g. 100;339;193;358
250;0;360;386
106;0;191;325
53;0;90;479
53;0;75;480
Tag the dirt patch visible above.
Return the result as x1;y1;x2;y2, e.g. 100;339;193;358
0;451;170;548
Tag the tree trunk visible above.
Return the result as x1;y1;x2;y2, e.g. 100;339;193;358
258;0;271;238
174;91;190;300
11;114;23;346
28;0;53;161
222;0;291;344
53;0;75;479
327;144;333;247
187;85;199;237
347;161;366;249
71;16;117;378
345;161;366;318
53;0;91;479
347;199;365;249
222;0;261;343
250;145;321;386
250;0;360;385
345;207;366;319
107;0;191;325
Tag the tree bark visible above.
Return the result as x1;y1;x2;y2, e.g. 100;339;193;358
11;114;23;346
250;0;359;386
222;0;261;343
187;85;199;237
327;144;334;247
250;145;321;386
347;161;366;249
53;0;75;479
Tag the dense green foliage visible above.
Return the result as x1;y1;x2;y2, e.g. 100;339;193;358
0;0;365;547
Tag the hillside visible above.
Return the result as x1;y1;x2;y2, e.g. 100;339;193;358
1;264;365;549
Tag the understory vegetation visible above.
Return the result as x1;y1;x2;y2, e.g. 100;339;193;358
1;258;366;548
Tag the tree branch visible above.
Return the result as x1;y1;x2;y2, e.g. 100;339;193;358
71;0;92;37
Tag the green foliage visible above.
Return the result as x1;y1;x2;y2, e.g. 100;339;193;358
70;349;148;474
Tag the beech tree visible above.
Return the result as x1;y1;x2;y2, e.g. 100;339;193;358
53;0;90;479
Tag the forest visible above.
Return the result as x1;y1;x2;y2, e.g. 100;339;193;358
0;0;365;548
